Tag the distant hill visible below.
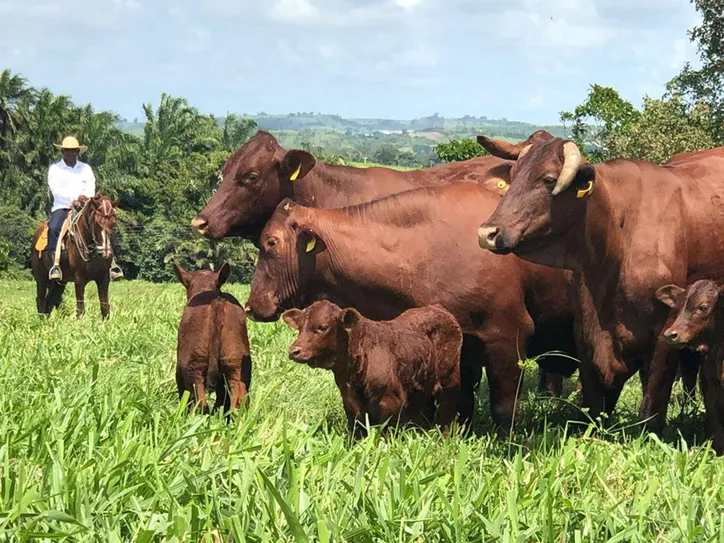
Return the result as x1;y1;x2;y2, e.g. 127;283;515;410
116;113;566;141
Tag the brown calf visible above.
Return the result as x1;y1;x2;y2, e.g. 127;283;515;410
282;300;463;437
656;280;724;454
173;262;252;417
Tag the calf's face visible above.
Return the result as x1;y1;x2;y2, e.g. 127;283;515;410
282;301;360;369
656;280;724;348
173;262;231;300
245;199;325;321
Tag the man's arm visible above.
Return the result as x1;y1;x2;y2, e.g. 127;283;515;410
82;165;96;198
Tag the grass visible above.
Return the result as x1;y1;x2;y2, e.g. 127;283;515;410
1;279;723;542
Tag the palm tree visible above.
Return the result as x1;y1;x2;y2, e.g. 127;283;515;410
0;69;34;149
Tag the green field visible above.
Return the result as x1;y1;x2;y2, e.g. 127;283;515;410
1;280;723;542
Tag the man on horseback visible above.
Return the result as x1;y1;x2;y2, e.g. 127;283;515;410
47;136;124;282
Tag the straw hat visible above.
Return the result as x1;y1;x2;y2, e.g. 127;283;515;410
54;136;88;153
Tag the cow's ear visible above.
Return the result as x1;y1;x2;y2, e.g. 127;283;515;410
282;309;304;330
573;164;597;198
341;308;361;332
656;285;685;309
299;229;326;255
172;262;190;288
281;150;316;181
216;262;231;288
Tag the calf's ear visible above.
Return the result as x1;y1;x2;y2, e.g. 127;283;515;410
341;308;361;332
172;262;190;288
282;309;304;330
281;150;316;182
216;262;231;287
655;284;685;309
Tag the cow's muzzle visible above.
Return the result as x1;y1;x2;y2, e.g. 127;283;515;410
477;224;512;254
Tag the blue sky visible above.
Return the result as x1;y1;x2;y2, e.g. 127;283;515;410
0;0;702;124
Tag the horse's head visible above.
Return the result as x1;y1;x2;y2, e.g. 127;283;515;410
87;193;119;259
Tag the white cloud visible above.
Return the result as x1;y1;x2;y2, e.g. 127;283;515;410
394;0;422;10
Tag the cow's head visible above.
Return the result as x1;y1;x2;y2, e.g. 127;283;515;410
192;131;316;242
476;136;596;263
244;199;326;321
656;280;724;350
281;300;360;369
173;261;231;301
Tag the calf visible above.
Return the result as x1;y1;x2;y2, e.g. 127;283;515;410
282;300;463;437
173;262;252;417
656;280;724;454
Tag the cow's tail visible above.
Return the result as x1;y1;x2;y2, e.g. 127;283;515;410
206;300;222;391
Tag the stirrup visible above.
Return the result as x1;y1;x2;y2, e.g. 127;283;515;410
49;265;63;281
110;265;124;281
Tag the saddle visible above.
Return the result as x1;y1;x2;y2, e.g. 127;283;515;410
35;211;76;258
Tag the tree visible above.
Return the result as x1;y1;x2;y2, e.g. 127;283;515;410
667;0;724;143
559;84;640;161
0;69;34;149
434;138;488;162
222;114;258;152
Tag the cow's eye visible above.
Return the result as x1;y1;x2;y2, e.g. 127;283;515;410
698;304;709;313
543;176;557;188
267;238;277;249
248;172;260;181
316;324;329;333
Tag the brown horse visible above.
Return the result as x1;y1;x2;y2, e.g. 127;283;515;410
31;193;119;319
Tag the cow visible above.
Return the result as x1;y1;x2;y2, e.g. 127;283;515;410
282;300;463;437
190;129;555;242
244;183;579;435
655;280;724;454
190;129;566;395
173;262;252;418
476;134;724;433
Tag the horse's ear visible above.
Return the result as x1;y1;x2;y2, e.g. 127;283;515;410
111;197;120;208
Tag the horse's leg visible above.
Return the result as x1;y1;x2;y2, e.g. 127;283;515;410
96;276;111;320
74;279;86;318
36;279;47;315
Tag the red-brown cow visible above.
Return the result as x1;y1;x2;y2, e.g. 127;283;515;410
476;135;724;433
656;280;724;454
173;262;252;418
282;300;463;437
191;129;553;242
245;183;579;434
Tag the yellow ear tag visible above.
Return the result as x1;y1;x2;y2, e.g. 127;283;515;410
576;181;594;199
305;237;316;253
496;180;507;190
289;163;302;181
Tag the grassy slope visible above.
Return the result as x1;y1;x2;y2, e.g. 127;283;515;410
1;280;723;542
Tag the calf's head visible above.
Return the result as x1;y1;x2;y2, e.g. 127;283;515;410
245;199;326;321
476;137;596;261
281;300;361;369
173;262;231;301
192;131;316;242
655;280;724;349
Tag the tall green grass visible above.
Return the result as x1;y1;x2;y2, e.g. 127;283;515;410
1;280;723;542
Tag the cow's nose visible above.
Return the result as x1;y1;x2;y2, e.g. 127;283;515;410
665;330;679;343
191;216;207;232
478;225;500;250
289;346;302;359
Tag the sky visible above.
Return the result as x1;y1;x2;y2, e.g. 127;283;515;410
0;0;703;125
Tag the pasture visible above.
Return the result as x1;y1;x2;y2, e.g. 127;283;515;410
1;279;724;542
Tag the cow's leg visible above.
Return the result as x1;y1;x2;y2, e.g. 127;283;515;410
678;349;701;410
639;337;680;434
457;336;484;432
96;276;111;320
74;279;86;318
537;369;563;397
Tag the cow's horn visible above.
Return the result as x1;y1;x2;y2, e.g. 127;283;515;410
552;142;582;196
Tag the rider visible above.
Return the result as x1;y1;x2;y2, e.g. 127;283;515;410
47;135;124;282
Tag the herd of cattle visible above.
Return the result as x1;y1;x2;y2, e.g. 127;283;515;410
62;128;724;451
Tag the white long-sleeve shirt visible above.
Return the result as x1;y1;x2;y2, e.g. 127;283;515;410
48;159;96;212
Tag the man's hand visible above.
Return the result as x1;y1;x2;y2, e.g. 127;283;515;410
78;195;89;203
